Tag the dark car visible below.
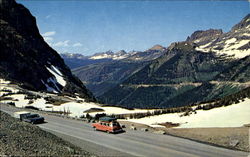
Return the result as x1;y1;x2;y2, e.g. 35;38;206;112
20;114;44;124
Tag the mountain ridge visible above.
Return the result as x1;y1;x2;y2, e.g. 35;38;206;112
98;14;250;108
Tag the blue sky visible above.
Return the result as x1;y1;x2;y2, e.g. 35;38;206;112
18;0;249;56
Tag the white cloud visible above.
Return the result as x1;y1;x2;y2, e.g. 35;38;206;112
42;31;56;37
53;40;70;47
45;15;52;19
73;42;83;47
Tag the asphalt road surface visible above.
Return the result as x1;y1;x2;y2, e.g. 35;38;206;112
1;104;248;157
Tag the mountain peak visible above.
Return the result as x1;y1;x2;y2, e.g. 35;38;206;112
149;44;166;51
186;29;223;42
116;50;127;55
231;14;250;31
167;42;197;52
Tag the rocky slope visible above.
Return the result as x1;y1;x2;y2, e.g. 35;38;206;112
98;15;250;108
0;0;95;101
0;111;94;156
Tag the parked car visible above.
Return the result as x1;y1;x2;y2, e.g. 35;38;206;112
92;117;124;133
14;111;44;124
14;111;30;119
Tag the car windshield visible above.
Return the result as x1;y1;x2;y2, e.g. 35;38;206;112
112;122;120;127
27;114;39;118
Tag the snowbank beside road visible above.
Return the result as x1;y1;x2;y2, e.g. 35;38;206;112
127;98;250;128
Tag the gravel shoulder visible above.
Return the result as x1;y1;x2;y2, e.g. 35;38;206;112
162;127;250;152
0;111;95;156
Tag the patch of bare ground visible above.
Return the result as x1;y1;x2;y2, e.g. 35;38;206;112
158;122;180;128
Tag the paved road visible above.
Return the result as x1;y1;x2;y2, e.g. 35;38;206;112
1;104;248;157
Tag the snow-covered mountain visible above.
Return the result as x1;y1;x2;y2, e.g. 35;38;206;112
62;50;131;62
61;46;166;69
61;50;131;69
60;53;88;60
188;14;250;58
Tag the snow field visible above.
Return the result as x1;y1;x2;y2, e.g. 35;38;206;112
127;98;250;128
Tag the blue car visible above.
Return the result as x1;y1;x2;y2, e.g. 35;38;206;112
20;114;44;124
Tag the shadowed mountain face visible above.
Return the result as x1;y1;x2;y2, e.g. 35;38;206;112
72;60;149;96
0;0;95;101
98;15;250;109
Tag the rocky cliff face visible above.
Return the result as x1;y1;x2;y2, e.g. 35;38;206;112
0;0;95;101
186;29;223;44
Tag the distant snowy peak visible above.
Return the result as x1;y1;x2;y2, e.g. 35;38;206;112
61;45;166;63
191;14;250;59
60;53;87;59
62;45;166;62
90;50;129;60
116;50;127;55
62;50;132;61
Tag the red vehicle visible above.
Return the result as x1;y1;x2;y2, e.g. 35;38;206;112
92;117;123;133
